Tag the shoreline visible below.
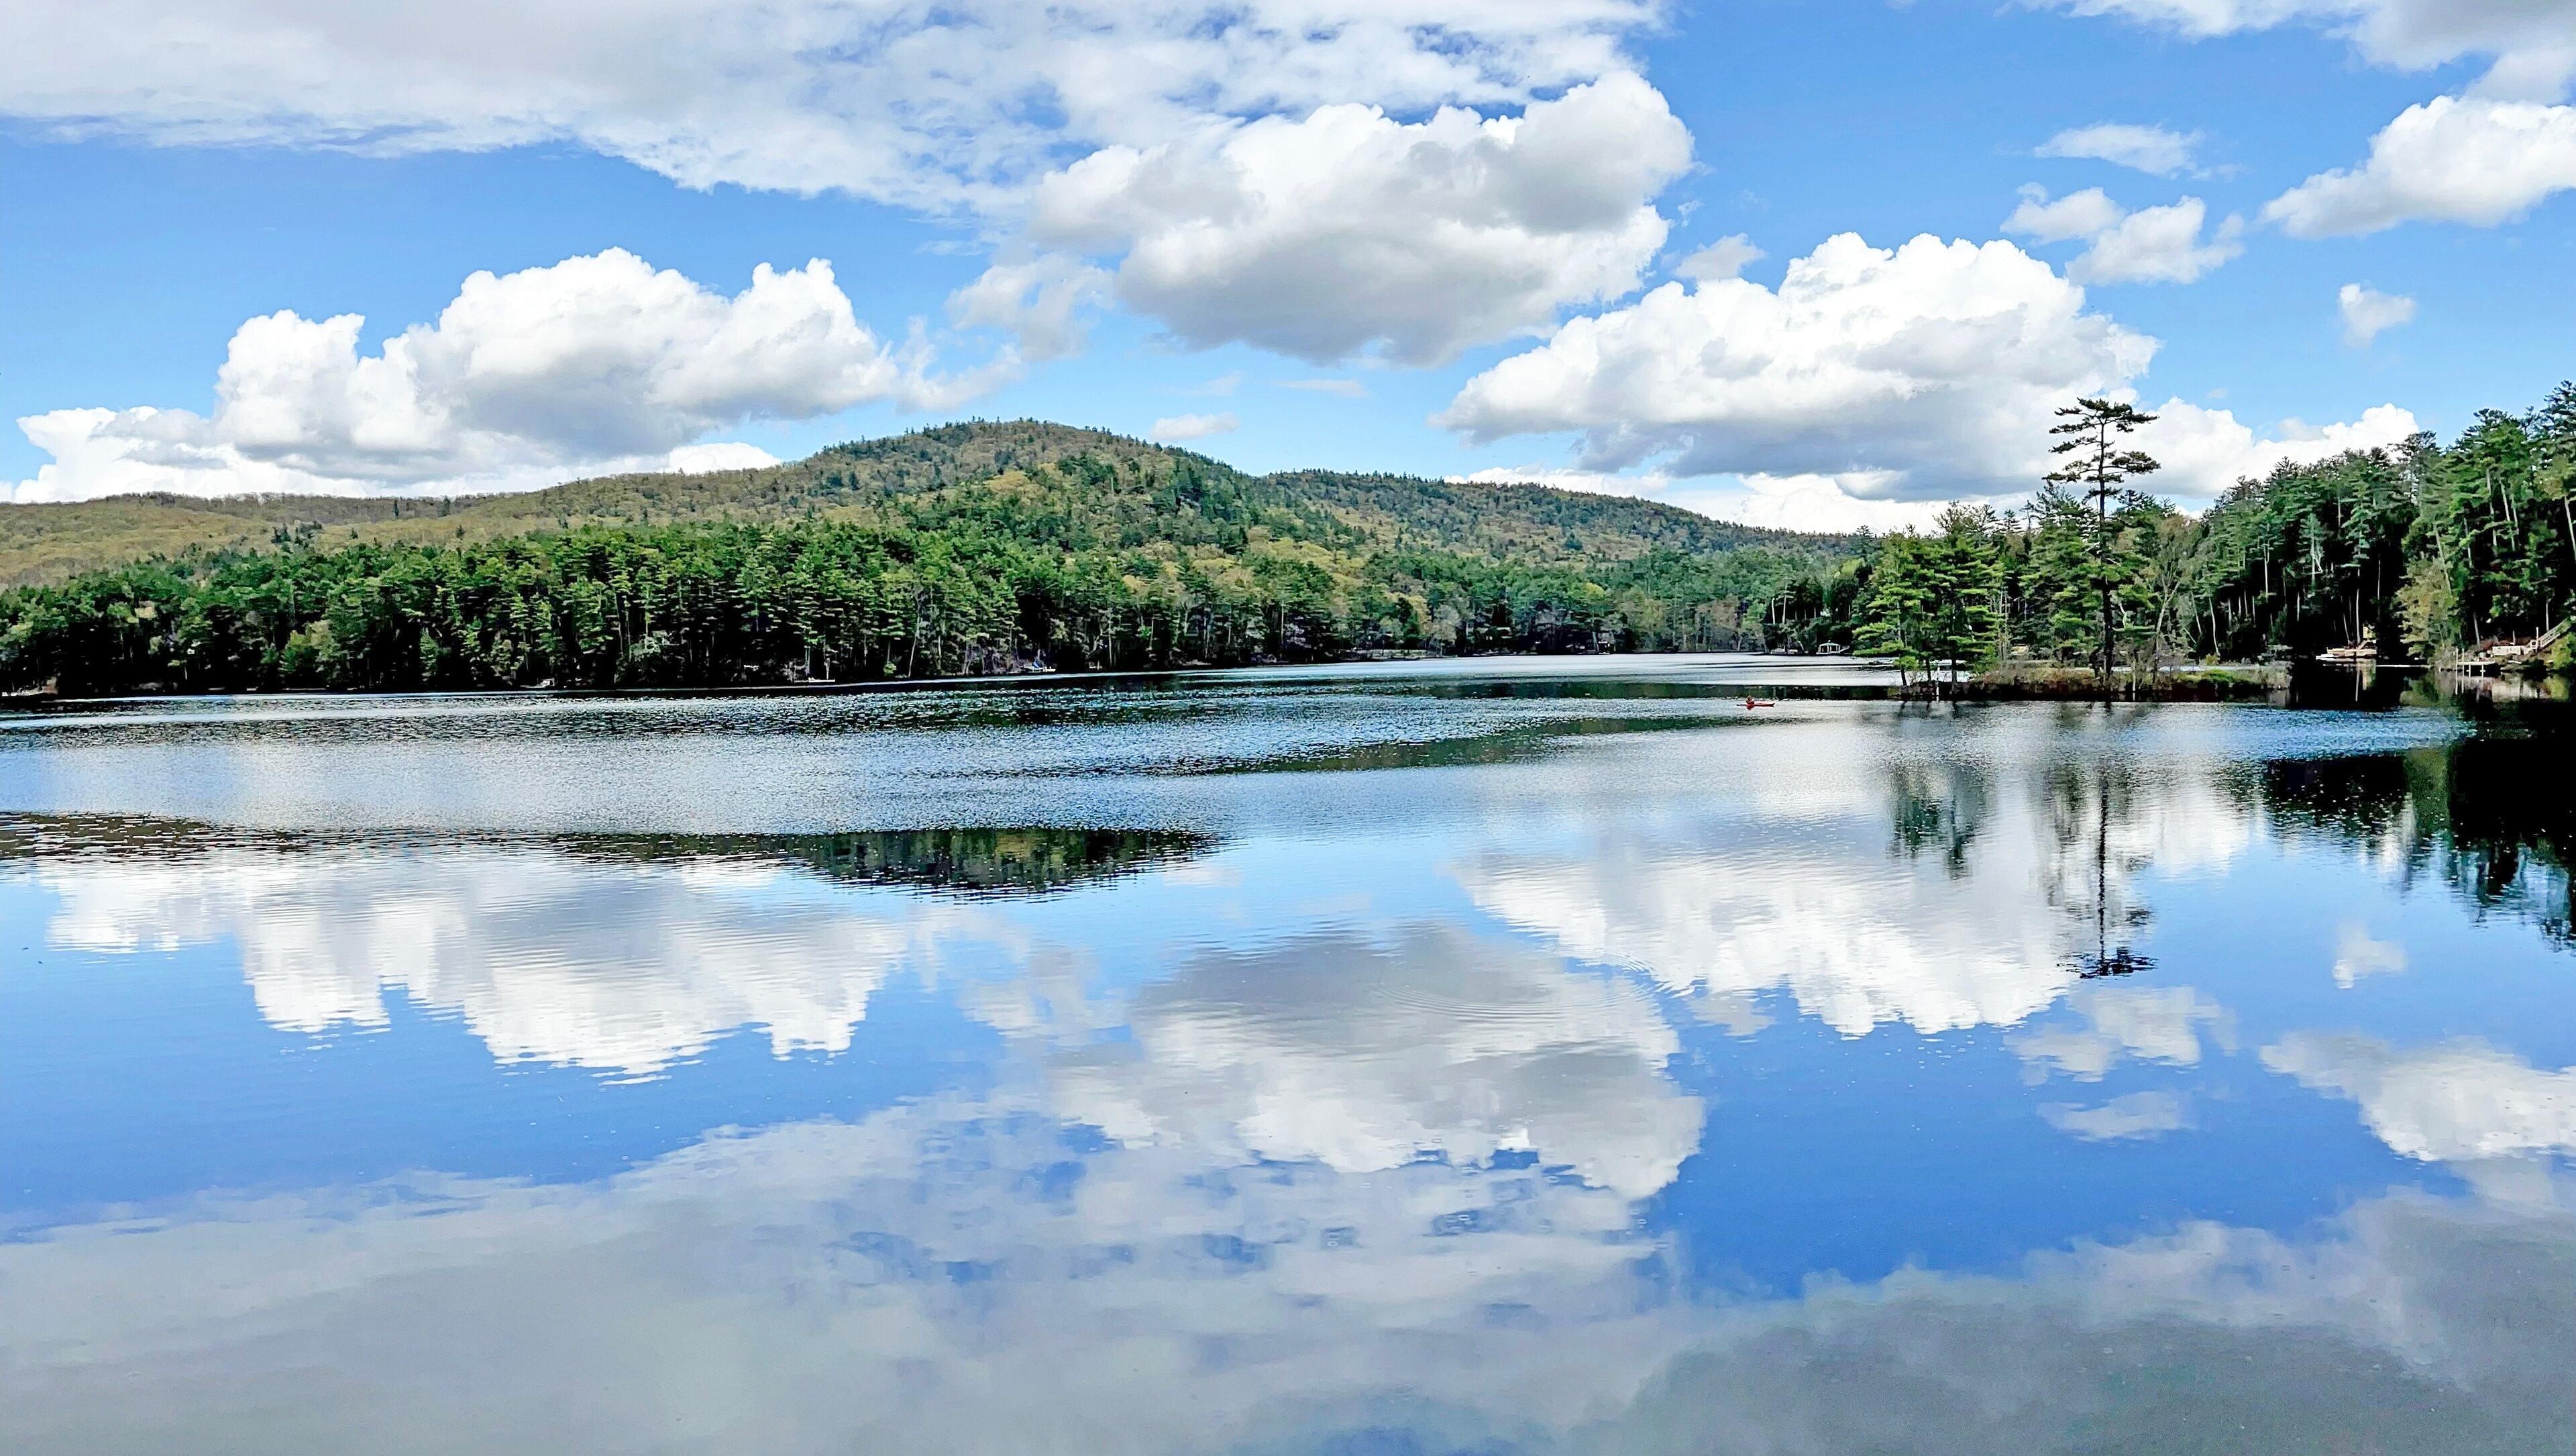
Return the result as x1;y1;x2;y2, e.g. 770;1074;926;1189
0;651;2483;713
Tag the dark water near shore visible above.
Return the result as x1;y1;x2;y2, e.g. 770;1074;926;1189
3;654;2570;1453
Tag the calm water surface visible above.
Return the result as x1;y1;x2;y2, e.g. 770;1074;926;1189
3;655;2570;1453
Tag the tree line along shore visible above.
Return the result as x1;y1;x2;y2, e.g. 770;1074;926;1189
1855;386;2576;696
1;393;2571;700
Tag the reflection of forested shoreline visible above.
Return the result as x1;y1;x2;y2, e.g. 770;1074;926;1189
743;827;1209;896
1874;723;2576;953
2242;739;2576;943
0;816;1213;899
1884;753;2163;976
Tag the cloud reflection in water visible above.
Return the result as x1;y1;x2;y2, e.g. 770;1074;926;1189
1042;925;1703;1198
0;1100;2564;1455
6;689;2575;1454
35;846;999;1078
1458;738;2255;1038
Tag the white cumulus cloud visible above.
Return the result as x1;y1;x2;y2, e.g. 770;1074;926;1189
1030;72;1692;364
2037;122;2207;176
2005;187;2244;284
0;3;1689;382
2266;95;2576;236
2141;401;2422;497
1439;230;2416;507
2049;7;2576;250
7;250;955;503
2002;186;2131;244
0;1;1661;207
2339;284;2418;346
1437;232;2154;501
2072;199;2245;283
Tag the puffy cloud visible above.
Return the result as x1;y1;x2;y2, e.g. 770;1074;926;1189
2046;0;2576;99
1436;232;2159;501
2051;8;2576;242
2264;1033;2576;1164
1148;411;1240;442
2005;187;2244;284
1438;230;2400;509
1;4;1688;403
1030;72;1691;364
2037;121;2207;176
2339;284;2418;346
2266;96;2576;236
7;250;949;502
945;252;1113;363
0;1;1660;207
2139;400;2422;499
2003;186;2129;244
2071;199;2245;283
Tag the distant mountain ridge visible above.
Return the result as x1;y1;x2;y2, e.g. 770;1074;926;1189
0;421;1839;587
1;419;1877;696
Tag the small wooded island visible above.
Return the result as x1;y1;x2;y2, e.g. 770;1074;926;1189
3;391;2572;699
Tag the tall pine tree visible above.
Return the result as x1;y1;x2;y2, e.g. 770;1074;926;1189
2043;399;2163;688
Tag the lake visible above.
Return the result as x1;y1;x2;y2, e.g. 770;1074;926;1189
3;655;2570;1454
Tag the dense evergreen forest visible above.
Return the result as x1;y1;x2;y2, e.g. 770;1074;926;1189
4;389;2573;699
1855;384;2576;688
0;424;1858;695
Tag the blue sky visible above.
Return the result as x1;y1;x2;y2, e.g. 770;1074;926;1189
5;0;2573;529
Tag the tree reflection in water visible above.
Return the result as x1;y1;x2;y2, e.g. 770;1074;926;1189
2246;735;2576;945
0;817;1216;900
2045;759;2157;980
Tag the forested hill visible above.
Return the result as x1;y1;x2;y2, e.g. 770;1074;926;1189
16;386;2576;698
0;421;1825;588
0;422;1865;696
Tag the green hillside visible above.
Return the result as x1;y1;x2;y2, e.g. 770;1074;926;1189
0;493;406;592
0;421;1825;588
0;422;1863;696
